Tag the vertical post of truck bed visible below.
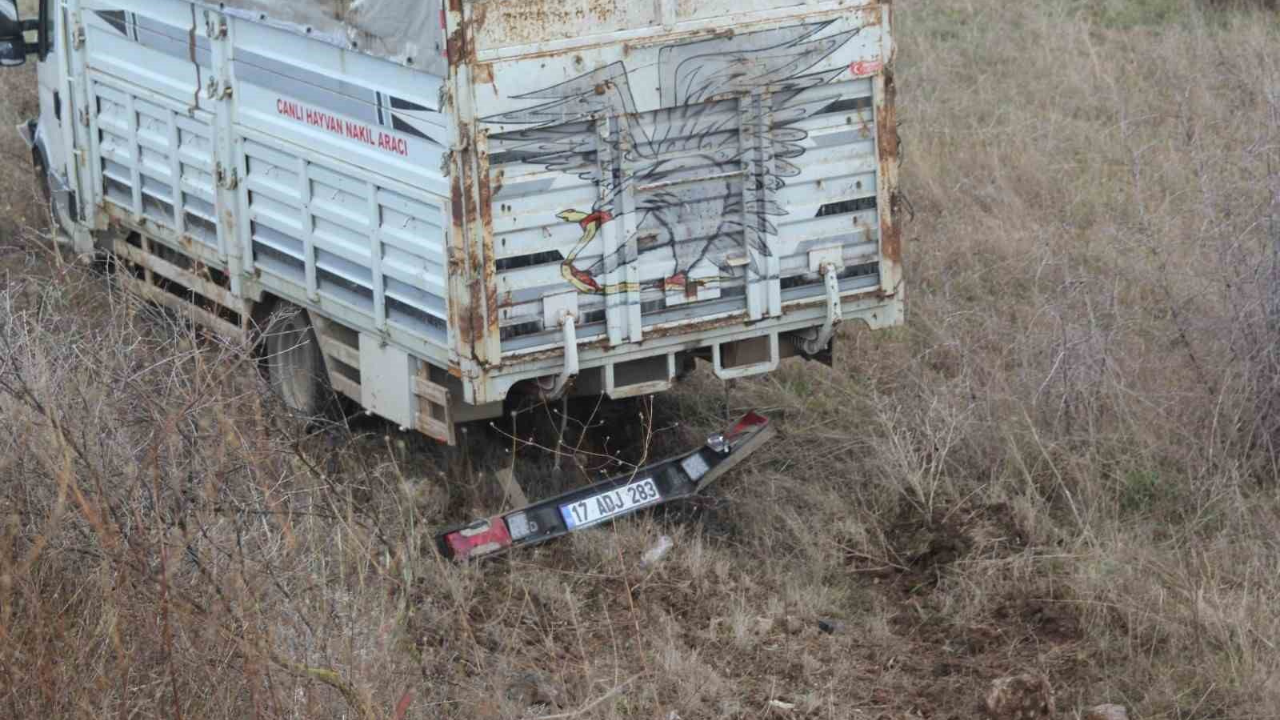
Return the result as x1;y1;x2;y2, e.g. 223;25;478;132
472;129;501;365
444;0;502;404
874;6;902;300
297;151;318;302
365;182;387;332
207;8;245;300
443;0;476;400
615;115;642;344
594;117;625;347
71;0;107;232
740;89;783;322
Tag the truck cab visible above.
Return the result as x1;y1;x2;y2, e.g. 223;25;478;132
2;0;86;249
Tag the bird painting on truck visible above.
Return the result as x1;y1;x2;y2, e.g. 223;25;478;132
482;20;866;300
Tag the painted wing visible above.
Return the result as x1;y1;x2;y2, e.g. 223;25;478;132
658;21;859;108
481;21;865;282
648;21;862;177
483;21;860;185
484;63;638;206
638;22;864;275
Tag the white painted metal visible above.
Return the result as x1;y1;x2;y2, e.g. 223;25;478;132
358;333;415;429
713;334;781;381
799;265;843;356
208;0;446;73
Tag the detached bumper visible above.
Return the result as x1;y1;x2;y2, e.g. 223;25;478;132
438;412;775;561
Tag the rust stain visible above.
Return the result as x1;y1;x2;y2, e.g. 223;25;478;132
448;162;473;347
447;1;479;73
446;27;466;66
876;68;903;277
645;313;749;341
467;275;486;348
492;168;505;198
509;335;609;365
475;135;501;336
459;138;490;366
472;1;587;46
473;63;494;85
505;312;760;366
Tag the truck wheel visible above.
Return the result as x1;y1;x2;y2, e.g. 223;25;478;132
265;304;329;417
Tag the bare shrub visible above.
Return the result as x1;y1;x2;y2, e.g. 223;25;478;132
0;264;431;719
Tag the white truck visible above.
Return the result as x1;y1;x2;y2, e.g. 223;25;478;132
0;0;903;444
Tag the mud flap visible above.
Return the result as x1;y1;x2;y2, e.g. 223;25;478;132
437;412;775;561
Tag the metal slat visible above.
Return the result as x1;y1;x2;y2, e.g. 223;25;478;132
298;156;319;300
368;179;387;331
167;107;184;232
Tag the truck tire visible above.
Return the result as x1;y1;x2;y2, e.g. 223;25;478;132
265;304;329;417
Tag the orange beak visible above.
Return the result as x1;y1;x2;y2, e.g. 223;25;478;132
569;265;601;292
580;210;613;230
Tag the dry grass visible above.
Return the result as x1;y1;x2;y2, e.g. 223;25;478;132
4;0;1280;718
0;42;40;238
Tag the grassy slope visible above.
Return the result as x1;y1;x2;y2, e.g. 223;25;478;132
3;1;1280;718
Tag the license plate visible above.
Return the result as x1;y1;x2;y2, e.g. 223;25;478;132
560;478;661;530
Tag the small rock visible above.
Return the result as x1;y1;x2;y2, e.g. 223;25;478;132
783;616;805;635
817;619;840;634
984;674;1054;720
506;672;561;708
1084;704;1128;720
769;699;797;712
960;623;1002;653
641;535;674;567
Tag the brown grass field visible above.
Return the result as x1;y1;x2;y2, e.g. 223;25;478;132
5;1;1280;718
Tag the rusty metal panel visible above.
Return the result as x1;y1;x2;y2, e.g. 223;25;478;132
469;0;660;52
455;4;897;389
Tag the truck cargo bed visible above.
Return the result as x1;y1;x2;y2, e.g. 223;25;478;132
28;0;902;443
